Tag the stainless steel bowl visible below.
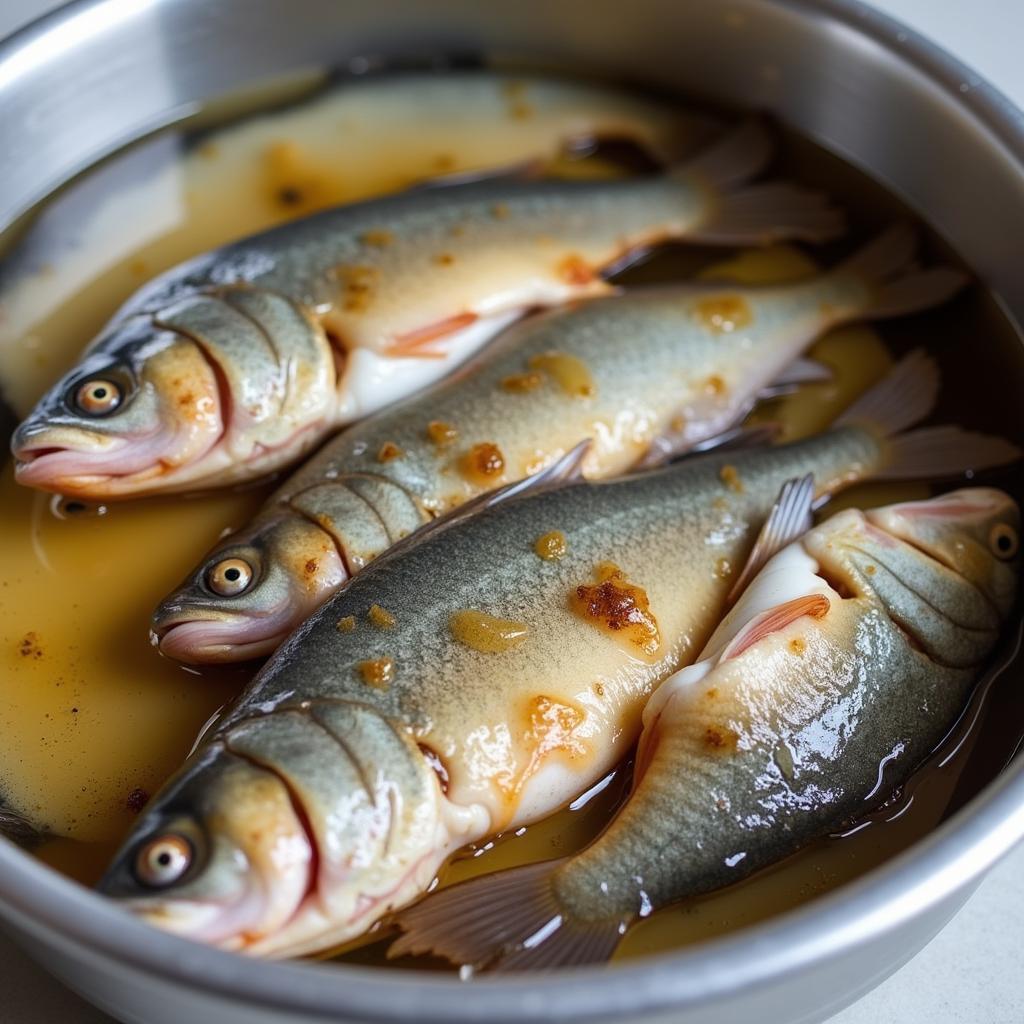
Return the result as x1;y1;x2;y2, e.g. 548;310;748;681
2;2;1023;1022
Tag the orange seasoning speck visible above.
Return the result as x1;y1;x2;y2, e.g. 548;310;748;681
368;604;396;630
534;531;568;561
695;295;753;334
705;724;740;752
491;203;511;220
358;657;394;689
715;557;733;580
426;420;458;447
556;254;595;286
501;371;543;394
789;637;806;655
336;616;356;633
433;252;456;267
528;351;595;398
570;566;661;655
377;442;403;463
705;375;727;396
719;464;744;494
361;229;393;247
449;610;529;653
461;442;505;484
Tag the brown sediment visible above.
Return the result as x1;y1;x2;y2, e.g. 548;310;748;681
19;632;42;660
449;610;529;653
534;530;568;561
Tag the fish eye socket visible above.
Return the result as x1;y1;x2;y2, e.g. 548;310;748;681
73;378;122;416
207;557;254;597
989;523;1019;560
134;834;193;888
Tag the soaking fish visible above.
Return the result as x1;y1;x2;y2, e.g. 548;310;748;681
96;357;1017;957
392;484;1020;969
153;227;962;662
11;121;841;499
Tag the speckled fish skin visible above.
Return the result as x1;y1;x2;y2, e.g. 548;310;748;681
552;489;1021;926
11;119;841;499
99;426;900;958
389;488;1020;971
155;228;962;663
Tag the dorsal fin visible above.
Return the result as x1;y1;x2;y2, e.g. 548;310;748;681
727;474;815;604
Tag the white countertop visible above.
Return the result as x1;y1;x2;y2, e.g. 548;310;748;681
2;2;1023;1022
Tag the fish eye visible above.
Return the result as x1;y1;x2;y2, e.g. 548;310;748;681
73;378;122;416
989;523;1019;560
134;834;193;888
207;557;254;597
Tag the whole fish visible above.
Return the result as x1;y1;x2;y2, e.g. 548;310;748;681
96;356;1017;957
11;121;841;499
152;227;962;663
391;484;1020;970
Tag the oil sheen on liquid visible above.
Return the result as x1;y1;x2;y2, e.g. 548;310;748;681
0;66;1022;969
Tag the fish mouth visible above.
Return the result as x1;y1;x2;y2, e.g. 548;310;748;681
156;618;287;664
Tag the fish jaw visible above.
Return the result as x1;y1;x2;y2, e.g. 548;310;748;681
12;330;226;499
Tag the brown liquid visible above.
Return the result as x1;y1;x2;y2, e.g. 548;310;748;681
0;68;1021;970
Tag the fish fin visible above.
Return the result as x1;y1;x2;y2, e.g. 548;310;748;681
370;441;593;564
756;357;833;399
690;182;846;245
417;157;546;189
873;425;1022;481
636;423;778;470
677;118;774;190
1;799;45;848
836;348;939;437
836;225;968;320
727;474;816;603
722;593;831;661
389;859;621;971
385;312;480;358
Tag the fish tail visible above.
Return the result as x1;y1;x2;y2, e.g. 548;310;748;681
1;797;44;848
389;858;621;971
833;224;968;320
836;349;1021;479
678;118;774;190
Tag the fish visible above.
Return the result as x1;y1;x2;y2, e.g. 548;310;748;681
95;355;1018;957
10;120;843;499
152;227;963;663
389;482;1021;970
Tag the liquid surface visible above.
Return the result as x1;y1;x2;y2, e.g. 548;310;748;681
0;69;1022;970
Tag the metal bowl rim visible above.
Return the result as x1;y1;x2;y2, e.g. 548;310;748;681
1;0;1023;1020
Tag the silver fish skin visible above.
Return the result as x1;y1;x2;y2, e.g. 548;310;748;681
391;488;1020;970
153;227;964;663
11;120;841;500
97;379;1018;958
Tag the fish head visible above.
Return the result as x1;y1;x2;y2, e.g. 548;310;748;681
153;515;348;663
12;317;224;498
864;488;1021;618
97;747;313;949
805;489;1020;668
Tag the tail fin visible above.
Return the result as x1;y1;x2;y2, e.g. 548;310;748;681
836;349;1021;480
1;799;43;847
836;225;968;320
389;859;621;972
680;118;774;190
678;119;844;245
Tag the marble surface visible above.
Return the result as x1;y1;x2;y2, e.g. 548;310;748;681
1;1;1023;1021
